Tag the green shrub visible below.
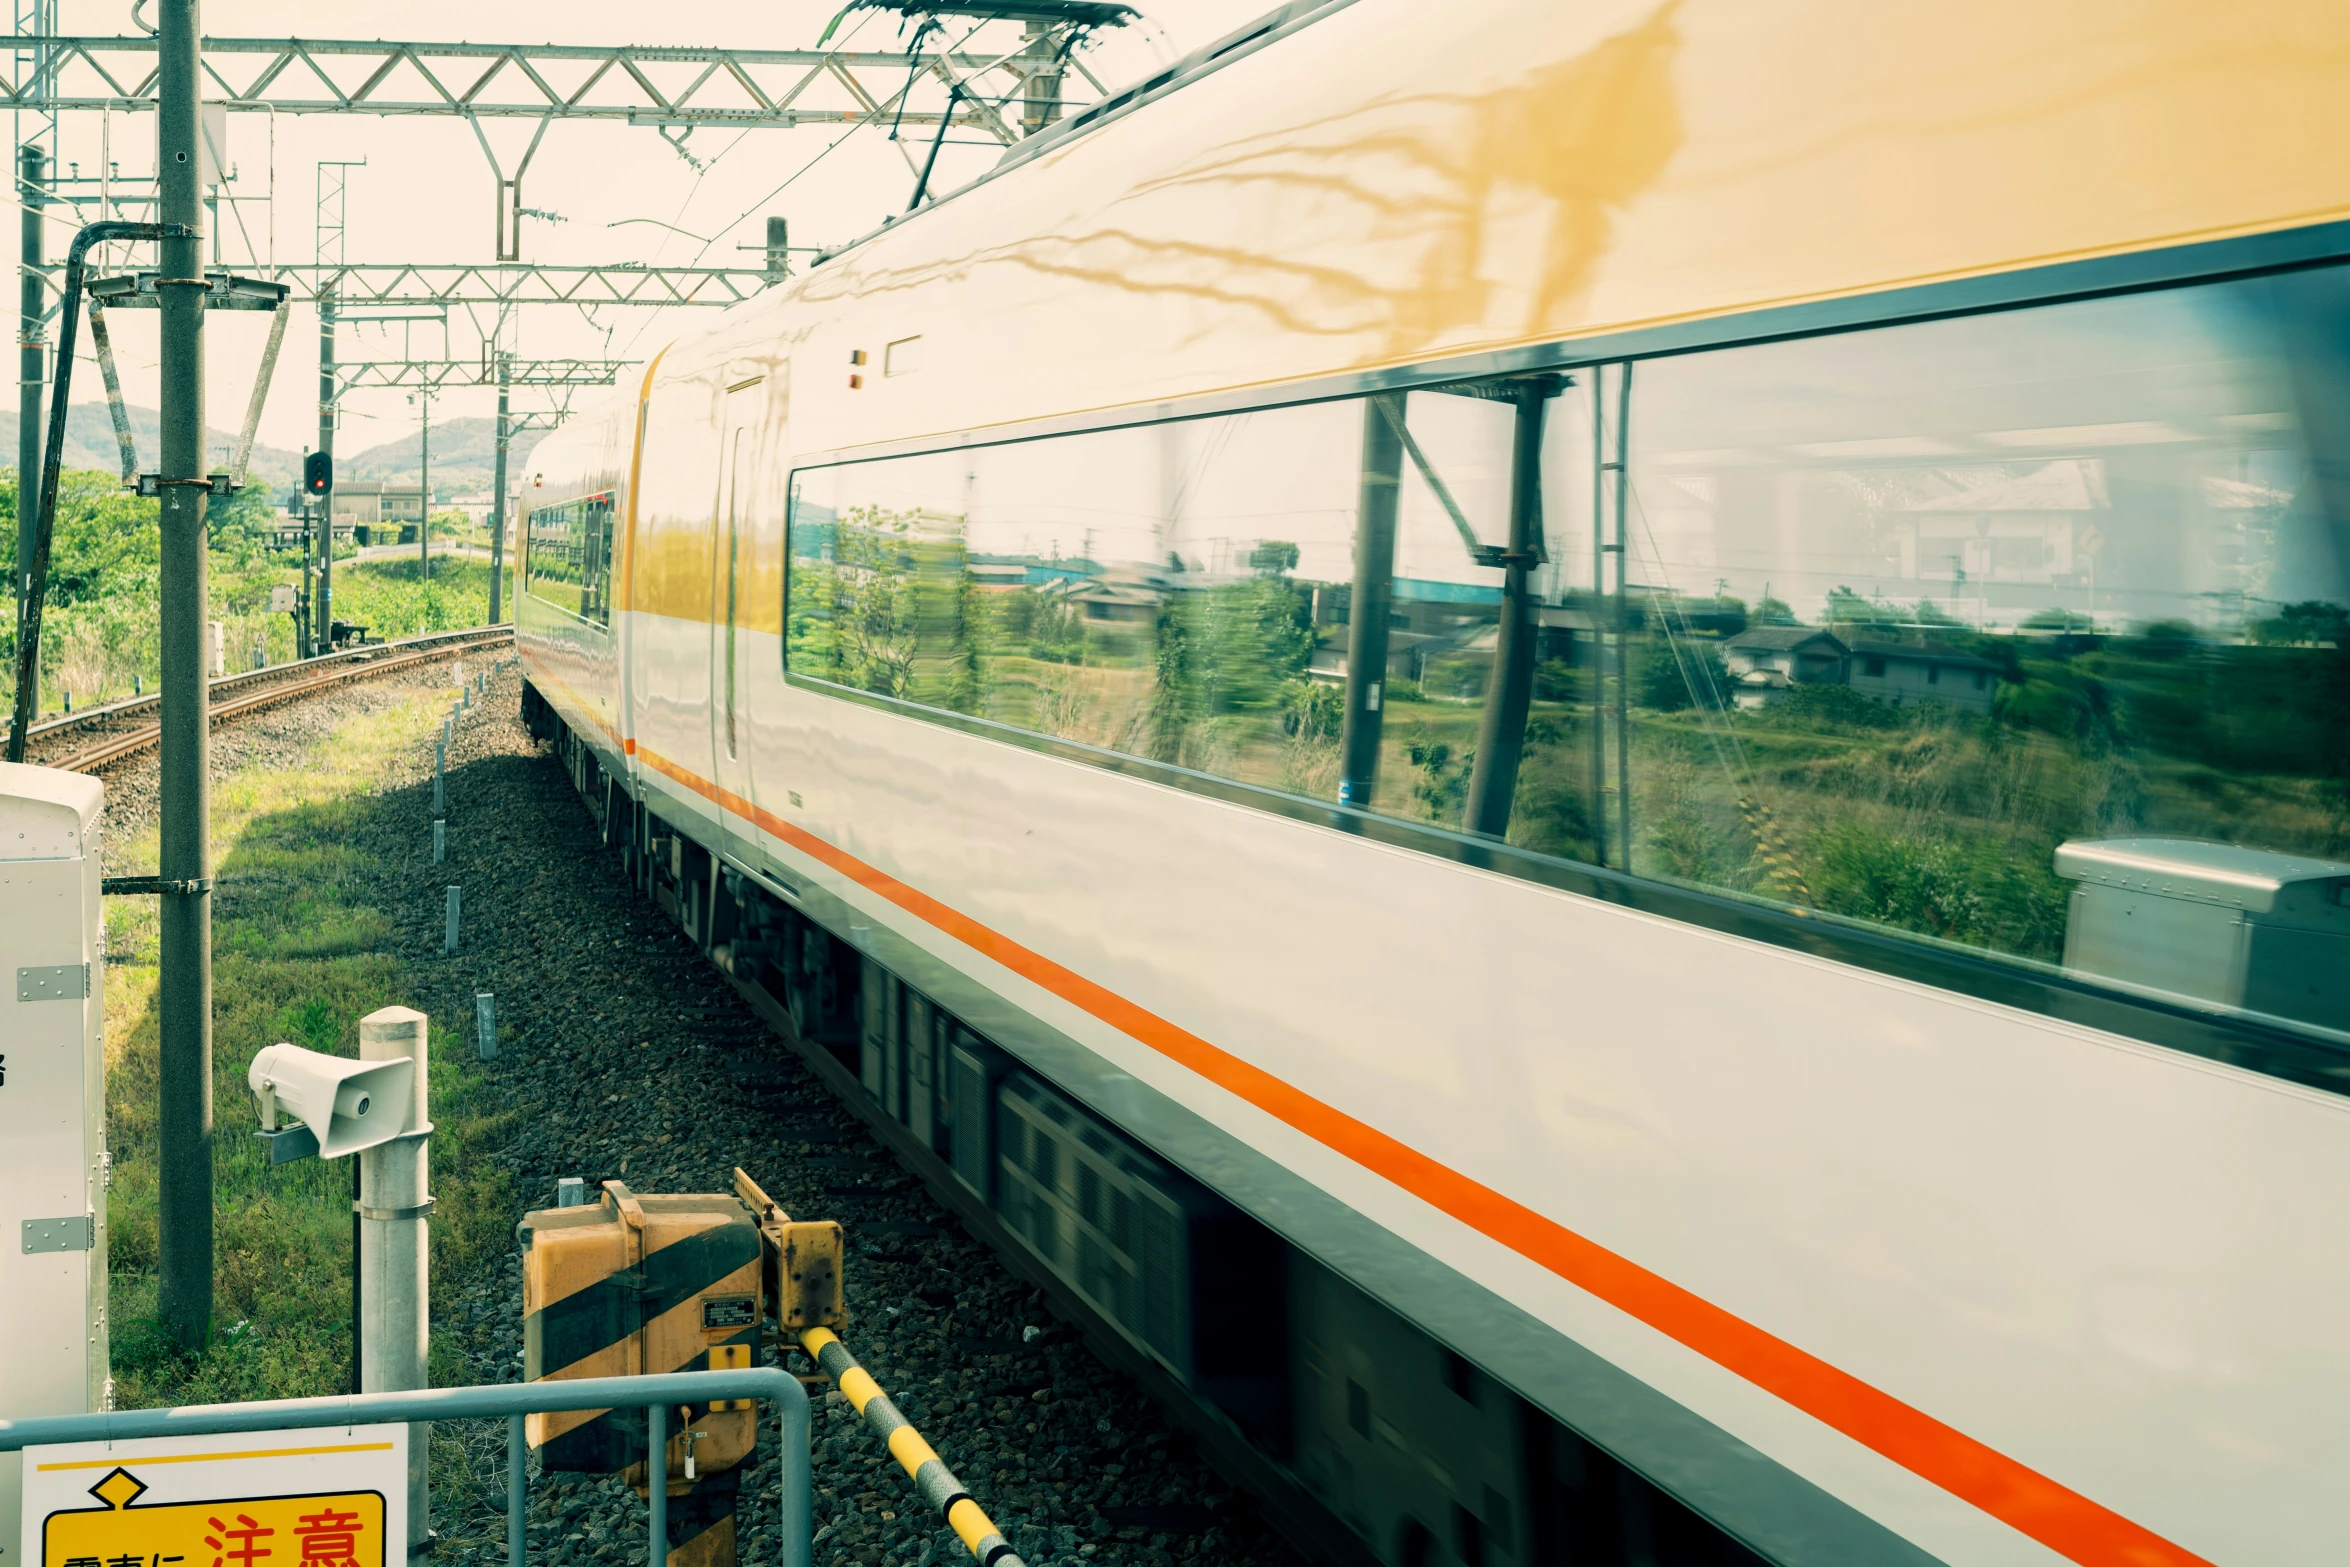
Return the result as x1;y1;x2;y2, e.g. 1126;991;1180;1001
1772;682;1906;732
1806;820;2069;959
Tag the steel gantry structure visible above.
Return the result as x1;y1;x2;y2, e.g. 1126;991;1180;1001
3;28;1126;250
264;262;780;309
330;357;631;392
0;34;1109;129
2;4;1141;1348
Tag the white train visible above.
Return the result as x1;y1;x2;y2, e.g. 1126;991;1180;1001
517;1;2350;1562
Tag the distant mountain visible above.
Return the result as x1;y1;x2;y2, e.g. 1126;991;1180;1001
0;403;307;495
337;415;552;496
0;403;550;502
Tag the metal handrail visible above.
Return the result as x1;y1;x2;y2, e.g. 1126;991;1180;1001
0;1367;810;1567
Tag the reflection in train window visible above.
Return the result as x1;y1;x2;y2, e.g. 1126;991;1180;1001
1623;269;2350;1027
787;387;1599;813
526;490;617;626
786;266;2350;1036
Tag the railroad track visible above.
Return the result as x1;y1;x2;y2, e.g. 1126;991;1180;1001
10;624;514;774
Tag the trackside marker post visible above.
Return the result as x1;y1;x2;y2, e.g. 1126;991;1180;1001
445;886;460;955
358;1006;433;1548
243;1011;432;1549
476;992;496;1060
433;819;446;863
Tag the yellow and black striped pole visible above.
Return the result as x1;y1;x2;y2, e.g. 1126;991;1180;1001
800;1326;1026;1567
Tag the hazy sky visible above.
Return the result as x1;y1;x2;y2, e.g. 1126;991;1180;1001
25;0;1276;475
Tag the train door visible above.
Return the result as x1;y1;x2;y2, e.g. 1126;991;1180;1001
711;369;763;867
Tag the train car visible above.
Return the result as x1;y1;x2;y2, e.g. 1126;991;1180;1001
517;1;2350;1562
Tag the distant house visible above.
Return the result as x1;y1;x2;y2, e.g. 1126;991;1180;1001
1723;667;1797;710
331;480;425;545
1067;578;1162;623
966;560;1030;591
1724;626;1849;681
1845;641;1999;713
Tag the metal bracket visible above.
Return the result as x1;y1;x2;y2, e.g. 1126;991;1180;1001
355;1197;437;1222
22;1215;94;1253
16;964;90;1002
134;474;240;497
89;299;138;485
89;269;291;312
256;1124;320;1164
103;875;214;895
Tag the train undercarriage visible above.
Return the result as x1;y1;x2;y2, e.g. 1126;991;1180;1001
525;682;1770;1567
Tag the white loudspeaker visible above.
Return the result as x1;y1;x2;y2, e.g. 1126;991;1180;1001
247;1042;417;1158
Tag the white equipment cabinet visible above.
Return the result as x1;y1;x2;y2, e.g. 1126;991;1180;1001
2056;836;2350;1031
0;761;109;1556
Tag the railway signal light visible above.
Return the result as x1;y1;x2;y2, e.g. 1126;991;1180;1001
304;450;332;496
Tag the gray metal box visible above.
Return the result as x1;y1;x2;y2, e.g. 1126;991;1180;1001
2055;837;2350;1031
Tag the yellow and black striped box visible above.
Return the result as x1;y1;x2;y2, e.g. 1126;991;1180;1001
521;1181;763;1478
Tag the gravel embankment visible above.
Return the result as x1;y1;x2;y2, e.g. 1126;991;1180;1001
348;665;1310;1567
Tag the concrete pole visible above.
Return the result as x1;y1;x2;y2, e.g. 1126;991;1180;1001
1337;394;1404;810
315;289;336;650
17;144;44;685
155;0;214;1352
358;1005;431;1552
1464;384;1551;838
488;361;507;624
417;392;430;580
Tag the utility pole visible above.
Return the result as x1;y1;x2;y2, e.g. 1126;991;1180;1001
488;355;507;624
314;286;334;651
415;389;430;580
314;158;359;655
155;0;212;1351
15;142;41;688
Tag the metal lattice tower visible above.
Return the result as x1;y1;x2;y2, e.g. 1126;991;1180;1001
9;0;50;160
315;157;362;270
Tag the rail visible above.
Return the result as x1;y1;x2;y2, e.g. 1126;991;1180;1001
5;623;514;773
0;1367;811;1567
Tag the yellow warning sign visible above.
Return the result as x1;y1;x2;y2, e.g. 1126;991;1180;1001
17;1427;408;1567
42;1469;387;1567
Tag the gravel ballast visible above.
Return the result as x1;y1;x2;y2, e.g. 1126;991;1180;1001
316;661;1313;1567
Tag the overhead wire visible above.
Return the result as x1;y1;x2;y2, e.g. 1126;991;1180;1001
1620;451;1815;907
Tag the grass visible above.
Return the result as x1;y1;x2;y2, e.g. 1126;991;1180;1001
331;555;504;642
104;687;517;1408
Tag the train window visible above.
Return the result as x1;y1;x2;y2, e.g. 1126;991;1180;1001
525;489;617;627
786;265;2350;1043
1616;268;2350;1027
787;387;1595;806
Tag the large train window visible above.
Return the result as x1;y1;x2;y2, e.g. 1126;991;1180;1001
787;266;2350;1043
525;489;617;627
1620;270;2350;1030
786;391;1594;804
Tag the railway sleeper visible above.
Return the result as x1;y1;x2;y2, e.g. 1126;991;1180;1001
529;688;1772;1567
